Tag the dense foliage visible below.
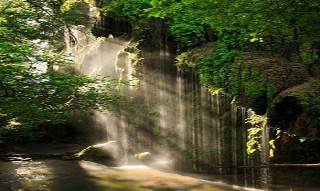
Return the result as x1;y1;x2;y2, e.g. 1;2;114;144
97;0;320;50
0;0;123;144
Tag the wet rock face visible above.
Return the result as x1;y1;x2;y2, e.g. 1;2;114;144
293;112;317;137
270;78;320;128
236;52;313;116
270;96;317;137
93;16;133;38
271;97;303;123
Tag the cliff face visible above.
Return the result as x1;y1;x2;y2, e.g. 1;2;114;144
95;12;320;161
242;53;319;143
177;43;320;162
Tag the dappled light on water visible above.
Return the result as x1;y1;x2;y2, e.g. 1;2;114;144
0;159;54;190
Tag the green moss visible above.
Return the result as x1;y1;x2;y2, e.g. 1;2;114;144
269;78;320;136
299;42;319;65
74;145;93;157
271;78;320;115
176;43;280;114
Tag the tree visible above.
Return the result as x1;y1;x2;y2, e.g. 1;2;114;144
145;0;208;47
0;0;124;144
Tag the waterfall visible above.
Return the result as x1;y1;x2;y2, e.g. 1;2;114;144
66;21;271;188
231;104;239;183
260;118;271;188
215;94;223;173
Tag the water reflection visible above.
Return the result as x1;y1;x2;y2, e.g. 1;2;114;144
0;159;269;191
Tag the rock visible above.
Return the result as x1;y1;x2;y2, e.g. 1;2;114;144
74;141;117;165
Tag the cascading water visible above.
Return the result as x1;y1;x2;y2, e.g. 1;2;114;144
66;23;271;189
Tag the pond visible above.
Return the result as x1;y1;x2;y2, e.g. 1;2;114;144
0;158;262;191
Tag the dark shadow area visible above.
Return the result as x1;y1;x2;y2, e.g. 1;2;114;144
270;96;320;163
271;166;320;190
45;160;103;191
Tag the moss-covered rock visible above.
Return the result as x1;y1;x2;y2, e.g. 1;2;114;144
269;78;320;135
176;44;313;114
240;52;310;93
177;43;320;162
74;141;117;165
